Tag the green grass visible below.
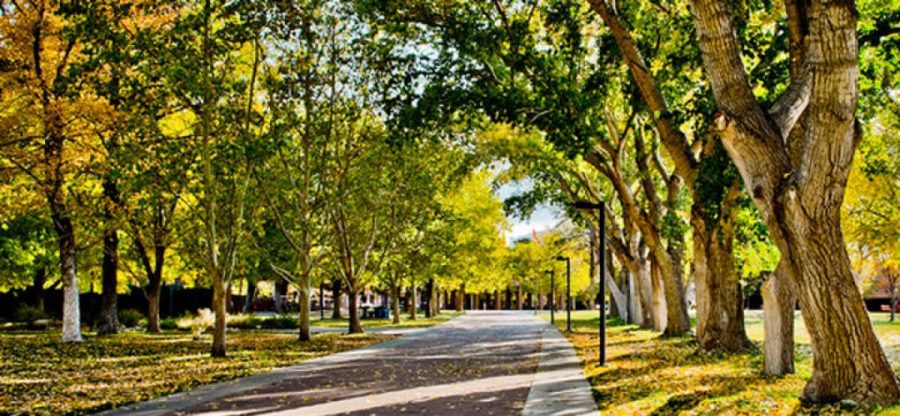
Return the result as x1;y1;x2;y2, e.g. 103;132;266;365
543;310;900;415
0;330;390;415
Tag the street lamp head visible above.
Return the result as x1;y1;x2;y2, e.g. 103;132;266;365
571;200;604;210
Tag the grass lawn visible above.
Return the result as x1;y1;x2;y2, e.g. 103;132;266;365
0;330;391;415
307;310;463;329
544;310;900;415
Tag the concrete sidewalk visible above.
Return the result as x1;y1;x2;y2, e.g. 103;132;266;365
98;311;597;416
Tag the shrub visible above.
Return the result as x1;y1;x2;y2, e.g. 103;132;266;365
159;317;177;330
14;305;46;325
118;309;144;328
262;314;298;329
228;314;264;330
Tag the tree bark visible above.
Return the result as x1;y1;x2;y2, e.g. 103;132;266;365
331;280;342;319
692;183;753;351
494;289;502;310
211;273;227;357
425;279;434;318
392;282;401;324
55;215;82;343
298;283;310;341
146;283;162;333
762;264;795;375
97;181;120;336
516;285;523;310
243;280;255;314
690;0;900;403
30;267;47;311
456;283;465;311
348;289;363;333
650;260;667;332
409;285;417;319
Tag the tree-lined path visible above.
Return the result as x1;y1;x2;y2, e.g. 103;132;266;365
100;311;597;416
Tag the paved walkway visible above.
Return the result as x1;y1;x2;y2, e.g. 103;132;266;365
100;311;596;416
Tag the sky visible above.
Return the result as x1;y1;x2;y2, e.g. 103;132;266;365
495;179;562;245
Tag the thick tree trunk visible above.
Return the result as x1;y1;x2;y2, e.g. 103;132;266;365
211;275;227;357
348;289;363;334
693;205;752;352
97;221;119;335
690;0;900;403
762;265;795;375
783;217;899;402
516;285;523;310
298;282;310;342
146;283;162;333
633;258;655;328
661;247;691;336
392;282;401;324
456;283;464;312
331;280;342;319
494;290;502;310
55;215;82;343
650;261;667;332
627;271;641;326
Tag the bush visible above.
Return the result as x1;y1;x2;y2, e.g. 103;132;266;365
261;314;298;329
14;305;46;325
159;317;178;330
118;309;144;328
228;314;264;330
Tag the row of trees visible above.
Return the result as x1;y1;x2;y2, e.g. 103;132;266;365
0;0;598;357
359;0;900;405
1;0;897;407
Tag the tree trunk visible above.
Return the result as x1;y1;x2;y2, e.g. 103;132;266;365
348;289;363;334
55;215;82;343
392;282;401;325
494;289;502;310
331;280;342;319
762;265;795;376
650;261;667;332
298;282;310;342
425;279;434;318
30;267;47;311
517;285;523;310
409;286;417;320
97;212;119;335
146;283;162;333
693;202;752;351
689;0;900;403
211;274;227;357
456;283;465;312
627;271;641;326
225;282;233;314
783;220;899;402
662;246;691;336
243;280;255;314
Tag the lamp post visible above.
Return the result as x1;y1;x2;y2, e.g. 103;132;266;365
572;200;607;366
556;255;571;332
546;270;555;324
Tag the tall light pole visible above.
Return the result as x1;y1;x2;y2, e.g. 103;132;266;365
546;270;555;324
572;200;607;366
556;255;571;332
